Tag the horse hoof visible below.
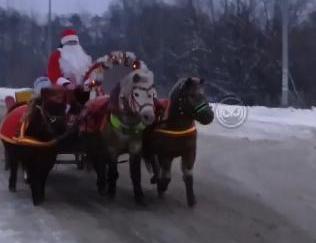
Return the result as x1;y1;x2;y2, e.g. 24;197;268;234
135;197;147;206
23;172;29;184
157;190;165;198
107;189;116;199
150;176;157;184
187;198;197;208
8;185;16;192
98;187;107;197
33;198;44;206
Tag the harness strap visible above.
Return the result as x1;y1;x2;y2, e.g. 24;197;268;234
110;114;145;135
0;120;57;147
154;126;196;137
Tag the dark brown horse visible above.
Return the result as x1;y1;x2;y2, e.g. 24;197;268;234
143;77;214;207
1;88;69;205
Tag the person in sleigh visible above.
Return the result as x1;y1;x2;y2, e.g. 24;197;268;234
47;29;95;128
48;29;92;90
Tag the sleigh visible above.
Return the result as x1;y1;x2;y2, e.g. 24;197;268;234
0;51;149;171
0;88;87;170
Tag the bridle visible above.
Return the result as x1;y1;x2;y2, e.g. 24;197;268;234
35;104;65;136
175;89;209;118
128;84;156;113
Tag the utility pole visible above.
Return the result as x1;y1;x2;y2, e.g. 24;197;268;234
281;0;289;106
209;0;215;24
47;0;52;57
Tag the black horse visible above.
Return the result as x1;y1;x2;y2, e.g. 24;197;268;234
2;88;69;205
143;77;214;207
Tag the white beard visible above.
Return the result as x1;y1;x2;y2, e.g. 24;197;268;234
59;44;92;85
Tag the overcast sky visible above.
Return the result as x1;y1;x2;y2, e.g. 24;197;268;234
0;0;111;16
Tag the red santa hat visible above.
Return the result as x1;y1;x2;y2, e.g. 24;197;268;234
60;29;79;45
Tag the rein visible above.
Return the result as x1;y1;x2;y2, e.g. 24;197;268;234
36;105;57;136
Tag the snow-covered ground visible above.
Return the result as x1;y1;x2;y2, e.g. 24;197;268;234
199;104;316;141
0;89;315;242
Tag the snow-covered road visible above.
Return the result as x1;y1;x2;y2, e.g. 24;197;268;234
0;134;315;243
0;96;315;242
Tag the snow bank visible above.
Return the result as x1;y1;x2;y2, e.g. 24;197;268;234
199;105;316;141
0;87;314;141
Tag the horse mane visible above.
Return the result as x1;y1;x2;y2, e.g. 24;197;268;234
168;77;200;100
119;69;154;97
24;97;41;123
168;78;187;101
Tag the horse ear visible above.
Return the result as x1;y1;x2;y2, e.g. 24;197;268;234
133;73;141;83
40;87;50;98
185;77;194;87
41;87;66;104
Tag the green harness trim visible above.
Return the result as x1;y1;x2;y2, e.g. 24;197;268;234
194;102;209;114
110;114;145;135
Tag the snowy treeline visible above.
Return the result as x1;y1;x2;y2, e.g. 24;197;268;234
0;0;315;107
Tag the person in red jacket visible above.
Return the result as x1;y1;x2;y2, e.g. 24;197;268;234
48;29;92;89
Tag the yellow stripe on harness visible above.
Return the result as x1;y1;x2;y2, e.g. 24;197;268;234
15;121;57;147
154;126;196;137
0;120;57;147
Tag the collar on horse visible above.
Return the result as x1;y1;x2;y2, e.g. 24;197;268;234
11;105;60;147
153;125;197;137
10;120;57;147
110;114;145;135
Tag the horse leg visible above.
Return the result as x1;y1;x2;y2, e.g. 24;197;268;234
27;162;45;206
29;170;44;206
93;157;107;196
129;154;145;204
157;156;172;197
4;149;10;171
8;156;18;192
150;156;160;184
23;164;30;184
85;134;107;196
107;154;118;198
182;152;196;207
39;162;54;201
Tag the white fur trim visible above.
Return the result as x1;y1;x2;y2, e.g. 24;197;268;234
139;61;149;71
126;52;136;60
33;76;51;95
56;77;71;86
97;55;110;64
61;35;79;45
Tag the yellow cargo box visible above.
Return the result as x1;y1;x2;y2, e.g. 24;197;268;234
15;89;33;103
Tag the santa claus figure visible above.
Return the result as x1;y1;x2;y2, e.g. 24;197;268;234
48;29;92;88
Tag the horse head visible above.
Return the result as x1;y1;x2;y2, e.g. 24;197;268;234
117;69;157;125
169;77;213;125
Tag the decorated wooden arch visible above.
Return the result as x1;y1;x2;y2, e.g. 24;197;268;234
84;51;149;82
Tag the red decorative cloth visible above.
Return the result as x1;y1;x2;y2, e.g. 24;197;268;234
48;50;63;85
0;105;27;143
79;96;110;133
154;98;170;121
